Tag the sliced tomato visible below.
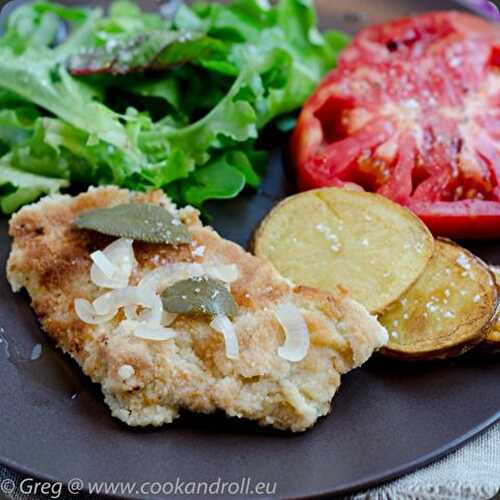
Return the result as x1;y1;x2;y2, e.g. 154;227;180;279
409;200;500;239
292;12;500;239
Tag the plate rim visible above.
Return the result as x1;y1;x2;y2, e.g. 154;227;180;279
0;412;498;499
0;0;498;498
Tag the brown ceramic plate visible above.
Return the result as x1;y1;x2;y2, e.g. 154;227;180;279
0;1;499;499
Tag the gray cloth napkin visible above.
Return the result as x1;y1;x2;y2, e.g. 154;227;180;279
1;422;498;499
350;422;500;500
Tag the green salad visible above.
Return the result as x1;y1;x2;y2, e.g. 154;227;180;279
0;0;348;213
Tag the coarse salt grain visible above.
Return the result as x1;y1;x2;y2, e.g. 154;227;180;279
118;364;135;380
192;245;205;257
316;223;341;252
426;302;439;313
456;253;471;271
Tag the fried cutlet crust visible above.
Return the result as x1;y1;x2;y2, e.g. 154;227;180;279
7;187;387;431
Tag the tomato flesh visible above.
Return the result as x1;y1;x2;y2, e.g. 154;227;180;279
292;12;500;238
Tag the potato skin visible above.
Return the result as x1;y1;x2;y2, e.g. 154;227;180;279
476;265;500;354
252;188;434;314
381;330;493;361
380;239;499;361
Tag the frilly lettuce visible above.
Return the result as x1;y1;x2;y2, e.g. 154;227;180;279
0;0;348;212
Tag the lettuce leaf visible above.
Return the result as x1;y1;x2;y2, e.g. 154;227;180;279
180;152;248;207
0;161;68;213
0;0;349;212
68;31;230;76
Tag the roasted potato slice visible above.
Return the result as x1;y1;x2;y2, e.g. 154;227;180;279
483;265;500;352
380;240;498;360
253;188;433;313
483;320;500;353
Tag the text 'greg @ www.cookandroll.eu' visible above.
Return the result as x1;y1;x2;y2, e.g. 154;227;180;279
1;475;278;498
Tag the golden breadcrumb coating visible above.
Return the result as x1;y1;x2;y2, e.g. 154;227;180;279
7;187;387;431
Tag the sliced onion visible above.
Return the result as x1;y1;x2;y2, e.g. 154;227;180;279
274;302;310;362
74;298;116;324
115;319;176;341
93;286;156;316
93;287;139;315
138;294;163;325
210;315;239;360
134;325;176;341
138;263;205;293
205;264;239;283
114;319;139;336
137;263;239;295
123;294;163;326
162;311;178;326
124;304;140;321
116;319;176;341
90;238;136;289
90;251;115;278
